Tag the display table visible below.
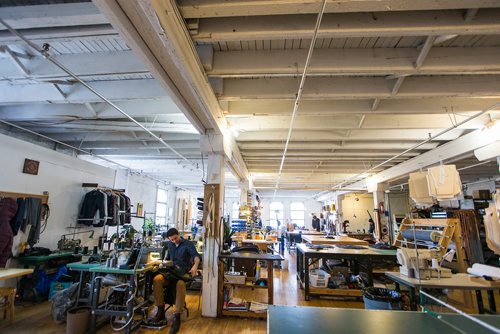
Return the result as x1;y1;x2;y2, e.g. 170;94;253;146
301;235;369;246
385;272;499;314
268;305;500;334
88;265;155;334
297;244;396;300
219;252;283;318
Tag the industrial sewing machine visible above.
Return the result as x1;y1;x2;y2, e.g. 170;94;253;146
394;218;467;280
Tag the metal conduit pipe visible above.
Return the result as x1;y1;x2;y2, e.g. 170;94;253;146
0;18;200;172
0;119;169;185
273;0;327;199
333;101;500;190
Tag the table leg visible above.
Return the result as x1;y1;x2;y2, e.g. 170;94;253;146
124;274;135;334
304;255;310;301
365;261;373;286
408;287;417;311
487;290;496;314
90;273;100;334
267;260;274;305
75;271;84;305
394;282;400;293
475;290;485;314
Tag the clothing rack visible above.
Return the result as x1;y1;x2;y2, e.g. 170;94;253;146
0;191;49;204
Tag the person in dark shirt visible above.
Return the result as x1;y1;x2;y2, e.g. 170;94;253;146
311;214;320;232
150;228;200;333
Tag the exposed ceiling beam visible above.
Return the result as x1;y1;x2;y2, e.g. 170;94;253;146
0;25;117;44
206;47;500;77
238;141;439;150
0;3;107;30
63;140;200;150
179;0;500;18
415;36;437;69
344;124;500;190
226;98;500;116
0;79;166;104
11;120;197;134
220;75;500;100
229;114;487;130
191;10;500;42
236;129;465;141
0;50;148;80
33;132;199;142
0;98;182;120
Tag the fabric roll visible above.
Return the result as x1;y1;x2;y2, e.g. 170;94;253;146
401;229;441;242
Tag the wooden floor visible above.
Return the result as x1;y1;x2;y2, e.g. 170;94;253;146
0;250;495;333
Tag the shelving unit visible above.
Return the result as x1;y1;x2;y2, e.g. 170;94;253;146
218;252;283;318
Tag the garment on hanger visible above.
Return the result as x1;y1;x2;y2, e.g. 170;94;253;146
0;197;18;267
25;197;42;246
10;197;25;236
78;189;107;226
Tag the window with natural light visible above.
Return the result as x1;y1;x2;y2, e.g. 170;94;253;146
155;188;168;225
232;202;240;220
290;202;305;226
269;202;284;228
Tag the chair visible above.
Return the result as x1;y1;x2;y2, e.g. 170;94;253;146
0;287;16;324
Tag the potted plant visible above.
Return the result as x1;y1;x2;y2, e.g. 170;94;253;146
223;217;235;250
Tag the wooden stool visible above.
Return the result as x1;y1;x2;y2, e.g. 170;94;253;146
0;287;16;324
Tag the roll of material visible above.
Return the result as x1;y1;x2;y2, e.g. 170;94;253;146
467;263;500;279
401;229;442;242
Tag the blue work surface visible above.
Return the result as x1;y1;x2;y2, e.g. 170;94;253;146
267;306;500;334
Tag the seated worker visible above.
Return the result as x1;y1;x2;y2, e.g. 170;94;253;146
150;228;201;333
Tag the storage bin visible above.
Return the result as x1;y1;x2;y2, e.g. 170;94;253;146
363;288;401;310
309;269;331;288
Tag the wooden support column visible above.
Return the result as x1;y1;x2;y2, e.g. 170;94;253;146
200;133;226;317
370;183;390;243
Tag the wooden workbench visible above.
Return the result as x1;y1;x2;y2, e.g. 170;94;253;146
301;235;368;246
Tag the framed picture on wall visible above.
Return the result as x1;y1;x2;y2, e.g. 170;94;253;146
23;158;40;175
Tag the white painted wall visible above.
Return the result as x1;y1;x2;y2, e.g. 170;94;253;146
0;133;161;259
0;133;115;253
340;193;374;232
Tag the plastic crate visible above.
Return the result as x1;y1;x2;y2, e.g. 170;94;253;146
309;269;331;288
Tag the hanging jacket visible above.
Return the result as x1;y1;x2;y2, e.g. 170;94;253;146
0;197;18;267
78;190;106;226
10;197;25;236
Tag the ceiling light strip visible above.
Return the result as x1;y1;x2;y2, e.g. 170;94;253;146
0;18;198;171
333;101;500;190
273;0;327;199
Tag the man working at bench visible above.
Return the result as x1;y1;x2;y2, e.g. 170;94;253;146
150;228;201;333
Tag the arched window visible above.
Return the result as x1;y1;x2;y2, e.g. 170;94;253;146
290;202;305;226
269;202;284;228
232;202;240;220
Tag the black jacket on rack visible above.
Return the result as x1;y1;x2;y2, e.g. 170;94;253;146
78;190;106;226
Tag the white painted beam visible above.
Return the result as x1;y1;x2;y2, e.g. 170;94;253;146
69;140;200;150
0;79;166;104
227;98;500;116
220;75;500;100
0;51;148;80
415;36;436;69
0;98;182;120
14;120;198;134
208;47;500;77
0;3;108;29
35;132;199;142
347;125;500;189
179;1;500;18
0;25;117;44
238;141;439;150
236;129;465;141
229;114;487;131
192;10;500;42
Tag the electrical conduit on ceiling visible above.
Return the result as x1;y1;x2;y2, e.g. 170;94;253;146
331;101;500;191
0;18;201;173
273;0;327;199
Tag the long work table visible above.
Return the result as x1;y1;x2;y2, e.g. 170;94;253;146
301;235;369;246
296;244;397;300
268;305;500;334
385;272;499;314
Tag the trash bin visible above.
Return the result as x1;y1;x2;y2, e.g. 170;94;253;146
363;288;402;310
66;307;90;334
